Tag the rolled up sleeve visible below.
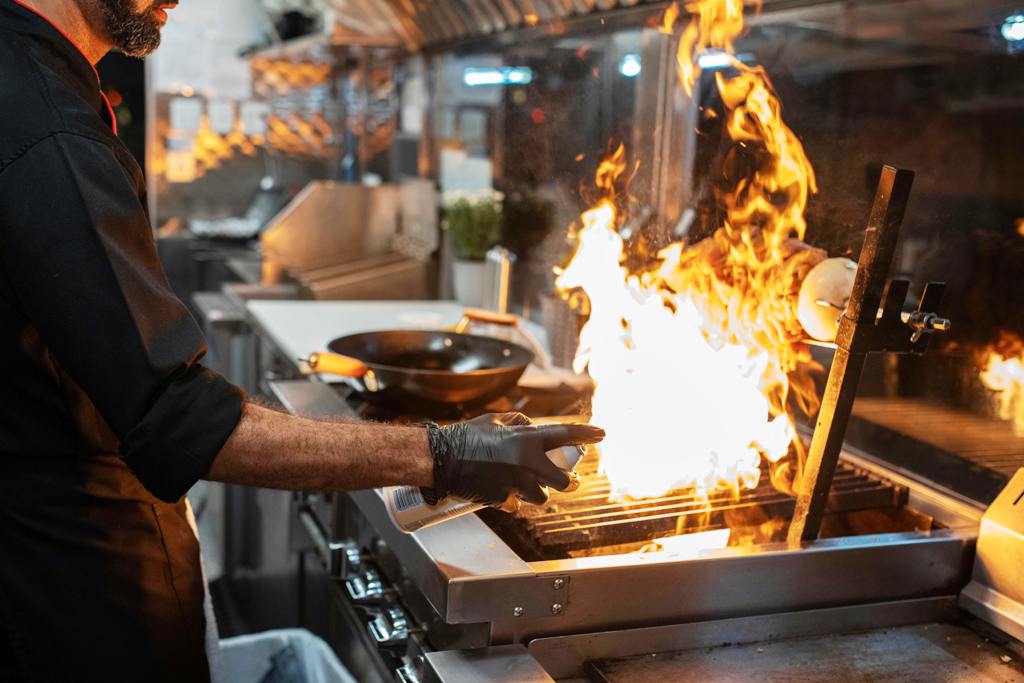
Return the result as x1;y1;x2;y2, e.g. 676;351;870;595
0;132;244;502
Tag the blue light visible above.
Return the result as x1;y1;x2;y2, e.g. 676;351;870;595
697;50;734;69
694;50;757;71
463;67;534;87
1002;14;1024;42
619;53;642;78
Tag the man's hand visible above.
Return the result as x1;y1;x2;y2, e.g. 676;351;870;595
424;412;605;506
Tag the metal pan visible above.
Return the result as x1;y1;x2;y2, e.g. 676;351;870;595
308;329;534;414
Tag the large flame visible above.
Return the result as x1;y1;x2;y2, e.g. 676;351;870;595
981;333;1024;435
671;0;746;96
556;0;821;499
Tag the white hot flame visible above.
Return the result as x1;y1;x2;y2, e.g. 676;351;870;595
556;200;793;499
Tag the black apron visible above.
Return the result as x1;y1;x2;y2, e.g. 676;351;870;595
0;455;210;682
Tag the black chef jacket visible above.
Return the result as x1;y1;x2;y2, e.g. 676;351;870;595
0;1;246;681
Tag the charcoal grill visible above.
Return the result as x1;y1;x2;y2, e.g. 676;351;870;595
482;452;908;560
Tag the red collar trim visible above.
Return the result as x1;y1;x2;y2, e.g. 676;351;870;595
11;0;118;136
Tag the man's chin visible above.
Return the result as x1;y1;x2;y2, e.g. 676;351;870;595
113;26;163;58
95;0;166;58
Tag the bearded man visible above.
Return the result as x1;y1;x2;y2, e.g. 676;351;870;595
0;2;604;680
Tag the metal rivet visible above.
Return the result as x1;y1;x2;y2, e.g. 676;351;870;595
553;578;565;590
551;603;563;615
513;607;524;617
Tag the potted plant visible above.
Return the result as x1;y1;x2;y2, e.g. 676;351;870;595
442;189;504;307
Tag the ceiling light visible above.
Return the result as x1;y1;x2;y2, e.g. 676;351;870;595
463;67;534;87
619;53;642;78
697;50;734;69
1002;14;1024;42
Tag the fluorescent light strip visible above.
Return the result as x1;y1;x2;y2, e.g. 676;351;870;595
463;67;534;87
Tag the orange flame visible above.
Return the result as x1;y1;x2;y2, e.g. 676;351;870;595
671;0;750;96
981;333;1024;435
659;3;681;34
595;143;627;198
557;0;821;499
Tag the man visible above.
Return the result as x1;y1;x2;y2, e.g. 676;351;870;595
0;1;604;680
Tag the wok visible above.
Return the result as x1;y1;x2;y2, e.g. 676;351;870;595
308;328;534;414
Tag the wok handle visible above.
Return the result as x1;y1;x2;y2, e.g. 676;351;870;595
455;308;552;370
307;352;369;378
458;308;518;330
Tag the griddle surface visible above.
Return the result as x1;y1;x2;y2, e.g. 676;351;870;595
588;623;1024;683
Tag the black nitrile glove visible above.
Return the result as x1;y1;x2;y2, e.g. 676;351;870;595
421;412;605;507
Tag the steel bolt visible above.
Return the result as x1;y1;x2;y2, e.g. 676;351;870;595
551;603;563;615
513;607;524;617
552;578;565;590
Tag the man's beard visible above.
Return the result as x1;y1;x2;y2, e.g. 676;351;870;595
92;0;169;58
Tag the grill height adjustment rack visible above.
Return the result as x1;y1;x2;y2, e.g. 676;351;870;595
788;165;951;544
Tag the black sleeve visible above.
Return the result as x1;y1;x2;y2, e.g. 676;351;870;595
0;132;245;502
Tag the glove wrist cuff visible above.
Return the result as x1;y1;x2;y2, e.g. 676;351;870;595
418;422;446;505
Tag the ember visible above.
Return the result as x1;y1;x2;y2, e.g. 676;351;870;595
556;0;822;500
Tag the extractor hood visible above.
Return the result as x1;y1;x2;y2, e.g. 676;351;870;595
321;0;661;50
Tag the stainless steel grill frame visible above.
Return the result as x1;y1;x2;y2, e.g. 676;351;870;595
280;381;981;648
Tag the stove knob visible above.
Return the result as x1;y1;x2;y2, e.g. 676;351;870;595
327;540;367;579
367;606;410;648
394;659;421;683
345;569;385;604
341;543;365;575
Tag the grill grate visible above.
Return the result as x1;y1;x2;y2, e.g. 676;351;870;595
483;450;907;559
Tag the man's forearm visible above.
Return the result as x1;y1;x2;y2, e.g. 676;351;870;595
205;402;434;491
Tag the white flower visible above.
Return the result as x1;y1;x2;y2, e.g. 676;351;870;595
441;190;469;207
441;188;504;208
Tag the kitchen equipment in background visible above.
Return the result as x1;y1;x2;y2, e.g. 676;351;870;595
261;181;400;278
308;329;534;414
484;246;513;313
190;177;289;240
289;253;432;301
395;178;439;261
259;180;434;300
451;259;487;308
